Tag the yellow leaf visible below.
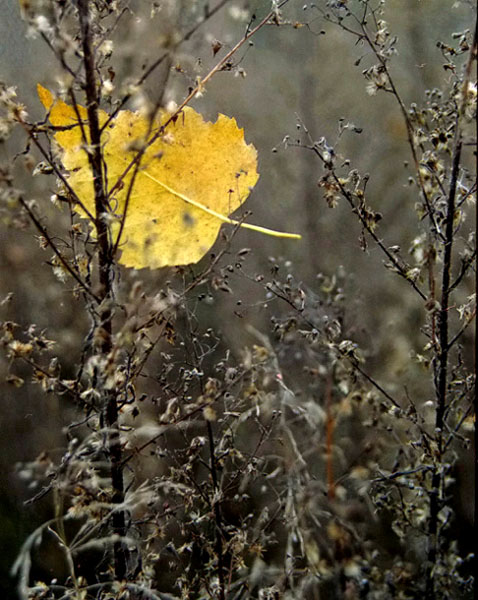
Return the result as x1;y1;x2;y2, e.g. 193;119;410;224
37;85;92;148
37;85;300;269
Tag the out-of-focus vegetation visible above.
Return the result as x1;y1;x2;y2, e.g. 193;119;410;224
0;1;476;598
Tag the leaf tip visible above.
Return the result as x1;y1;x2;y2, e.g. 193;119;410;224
37;84;53;110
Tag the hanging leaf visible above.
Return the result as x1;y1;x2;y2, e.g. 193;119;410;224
38;85;300;269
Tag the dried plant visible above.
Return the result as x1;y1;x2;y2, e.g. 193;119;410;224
0;1;476;599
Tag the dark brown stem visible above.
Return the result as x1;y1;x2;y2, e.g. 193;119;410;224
472;16;478;599
77;2;110;300
426;21;477;596
77;0;127;581
425;118;462;599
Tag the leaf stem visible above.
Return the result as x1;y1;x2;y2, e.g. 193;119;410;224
140;171;301;239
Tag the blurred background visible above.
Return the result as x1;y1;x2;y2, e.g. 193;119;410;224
0;0;475;596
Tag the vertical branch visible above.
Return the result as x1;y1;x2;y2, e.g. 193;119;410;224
472;18;478;599
77;0;110;298
426;121;462;598
426;22;476;596
474;119;478;600
77;0;127;581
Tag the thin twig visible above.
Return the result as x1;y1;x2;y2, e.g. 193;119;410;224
101;0;233;132
18;196;99;301
264;280;403;409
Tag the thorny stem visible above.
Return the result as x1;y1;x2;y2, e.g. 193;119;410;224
77;0;128;581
